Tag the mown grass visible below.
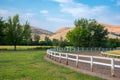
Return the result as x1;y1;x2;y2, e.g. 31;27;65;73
0;50;105;80
0;46;54;50
107;50;120;55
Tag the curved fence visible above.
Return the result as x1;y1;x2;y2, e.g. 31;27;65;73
47;48;120;77
50;47;118;52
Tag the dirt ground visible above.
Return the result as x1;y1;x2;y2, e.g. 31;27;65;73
46;51;120;80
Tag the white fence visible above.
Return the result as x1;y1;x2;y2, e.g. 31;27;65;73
52;47;118;52
47;49;120;76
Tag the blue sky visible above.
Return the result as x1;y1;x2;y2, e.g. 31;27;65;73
0;0;120;31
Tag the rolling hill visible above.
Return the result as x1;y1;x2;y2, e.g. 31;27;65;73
50;23;120;40
31;26;53;41
31;23;120;40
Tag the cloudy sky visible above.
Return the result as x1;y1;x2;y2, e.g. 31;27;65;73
0;0;120;31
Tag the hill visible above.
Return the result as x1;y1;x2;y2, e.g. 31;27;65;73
50;27;73;40
51;23;120;40
31;26;53;41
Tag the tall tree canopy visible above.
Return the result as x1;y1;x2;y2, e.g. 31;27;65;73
66;18;108;47
0;17;6;45
6;14;31;50
34;34;40;44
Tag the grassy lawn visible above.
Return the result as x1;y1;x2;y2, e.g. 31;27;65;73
0;50;104;80
0;46;53;50
107;50;120;55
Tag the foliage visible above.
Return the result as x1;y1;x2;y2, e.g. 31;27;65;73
52;38;59;46
0;17;6;45
67;18;108;47
88;23;108;47
44;36;52;46
34;34;40;44
5;14;31;50
105;38;120;48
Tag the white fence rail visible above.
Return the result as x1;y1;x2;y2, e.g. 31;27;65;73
47;49;120;76
52;47;118;52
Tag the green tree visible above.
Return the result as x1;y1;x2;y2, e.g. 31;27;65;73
74;18;89;28
6;14;31;50
23;21;31;44
34;34;40;44
66;26;91;47
52;38;59;46
105;38;120;48
0;17;6;45
66;18;108;47
44;36;52;46
89;24;108;47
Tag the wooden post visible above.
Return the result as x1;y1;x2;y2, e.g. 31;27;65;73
111;58;115;77
66;53;68;65
76;55;79;68
91;56;93;72
59;53;61;63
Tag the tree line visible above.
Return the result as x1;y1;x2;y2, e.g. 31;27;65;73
0;15;120;49
0;14;71;50
66;18;120;48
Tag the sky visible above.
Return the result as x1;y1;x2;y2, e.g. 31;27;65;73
0;0;120;32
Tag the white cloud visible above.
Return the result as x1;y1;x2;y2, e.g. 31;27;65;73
25;13;35;17
47;17;69;23
52;0;120;26
117;0;120;6
40;10;49;14
59;1;108;18
52;0;73;3
0;9;10;16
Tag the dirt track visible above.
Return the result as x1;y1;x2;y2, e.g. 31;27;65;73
46;51;120;80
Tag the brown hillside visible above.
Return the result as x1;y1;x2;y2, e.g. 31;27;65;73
50;27;74;40
54;27;71;34
99;23;120;34
51;23;120;40
31;26;53;41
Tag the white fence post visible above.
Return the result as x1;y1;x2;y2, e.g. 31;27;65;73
49;51;51;58
51;52;53;59
54;52;56;61
76;55;79;68
66;53;68;65
91;56;93;72
59;53;61;63
111;58;115;76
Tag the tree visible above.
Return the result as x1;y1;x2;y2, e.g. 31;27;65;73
23;21;31;44
88;24;108;47
105;38;120;48
66;26;91;47
74;18;89;28
66;18;108;47
52;38;59;46
34;34;40;44
44;36;52;46
6;14;31;50
0;17;6;45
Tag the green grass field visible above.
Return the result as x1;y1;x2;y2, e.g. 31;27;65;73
107;50;120;55
0;46;54;50
0;50;105;80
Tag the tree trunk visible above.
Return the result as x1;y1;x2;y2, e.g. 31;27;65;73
14;45;16;50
